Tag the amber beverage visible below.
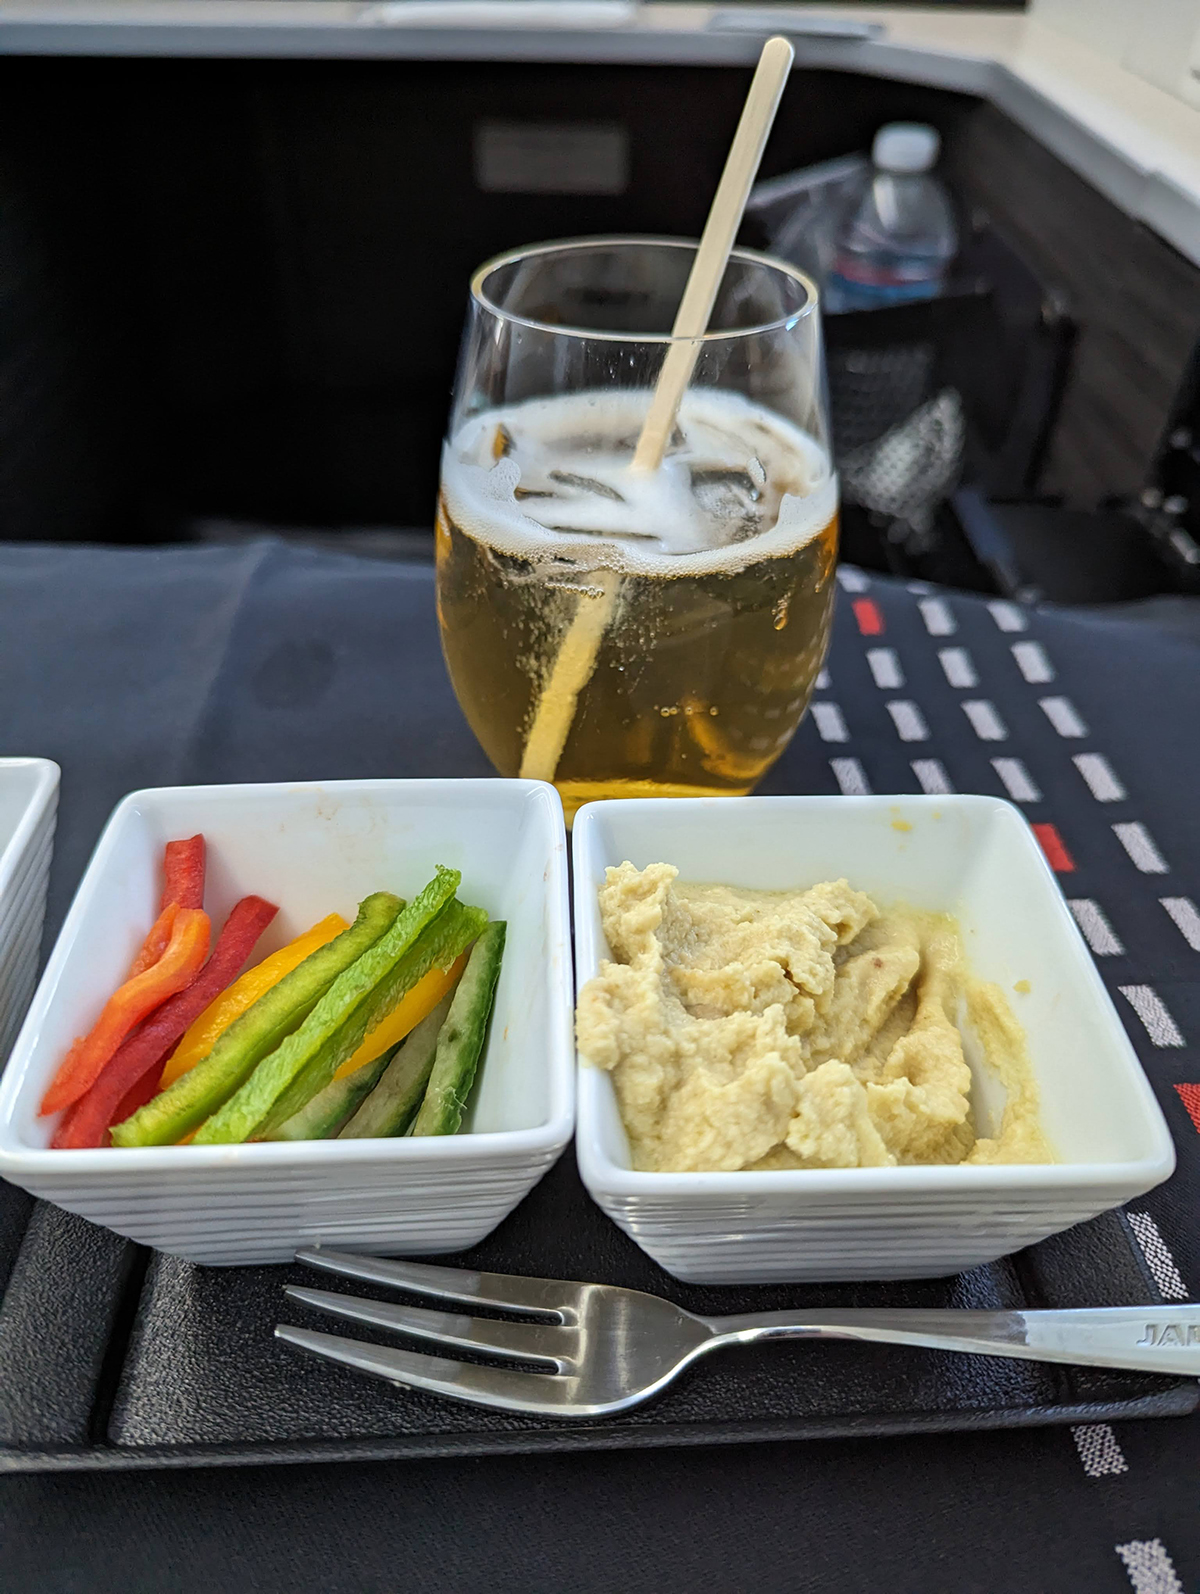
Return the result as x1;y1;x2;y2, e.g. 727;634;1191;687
435;240;838;820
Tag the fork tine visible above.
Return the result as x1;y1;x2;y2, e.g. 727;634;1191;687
283;1286;570;1368
275;1326;583;1415
293;1248;573;1318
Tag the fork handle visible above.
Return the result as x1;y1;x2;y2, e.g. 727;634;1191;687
700;1305;1200;1376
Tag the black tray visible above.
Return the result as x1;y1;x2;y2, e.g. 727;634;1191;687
0;1149;1194;1473
1;548;1196;1473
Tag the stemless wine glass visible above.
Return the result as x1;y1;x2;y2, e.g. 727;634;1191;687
435;236;837;822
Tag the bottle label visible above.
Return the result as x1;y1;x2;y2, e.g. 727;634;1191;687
828;251;944;311
832;251;941;288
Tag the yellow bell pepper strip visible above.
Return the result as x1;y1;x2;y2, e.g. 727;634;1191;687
159;912;348;1087
331;951;467;1081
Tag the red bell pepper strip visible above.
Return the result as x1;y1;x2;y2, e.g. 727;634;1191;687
51;895;278;1150
108;1063;163;1129
40;907;211;1116
160;835;206;913
129;835;207;974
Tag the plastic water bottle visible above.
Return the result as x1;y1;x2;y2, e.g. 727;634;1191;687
826;123;957;313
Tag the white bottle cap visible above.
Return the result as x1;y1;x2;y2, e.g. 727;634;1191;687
872;123;940;174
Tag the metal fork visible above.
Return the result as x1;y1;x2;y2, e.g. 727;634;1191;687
276;1248;1200;1419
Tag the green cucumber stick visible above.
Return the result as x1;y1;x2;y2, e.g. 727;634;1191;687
195;867;477;1144
110;892;403;1148
338;988;456;1140
267;1044;397;1142
412;920;505;1138
253;899;486;1139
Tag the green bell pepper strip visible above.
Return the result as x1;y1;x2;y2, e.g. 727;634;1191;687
196;867;486;1144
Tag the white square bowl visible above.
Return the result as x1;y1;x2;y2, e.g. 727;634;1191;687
0;758;60;1063
573;794;1175;1284
0;778;573;1266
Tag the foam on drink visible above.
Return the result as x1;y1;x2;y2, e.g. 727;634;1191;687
440;388;837;577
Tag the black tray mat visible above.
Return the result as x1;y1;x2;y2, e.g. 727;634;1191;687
0;1150;1193;1473
0;545;1196;1473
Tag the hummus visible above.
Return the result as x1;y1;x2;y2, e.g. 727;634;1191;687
575;863;1051;1173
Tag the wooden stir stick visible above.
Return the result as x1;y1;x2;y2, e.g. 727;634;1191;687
518;34;795;786
632;34;795;474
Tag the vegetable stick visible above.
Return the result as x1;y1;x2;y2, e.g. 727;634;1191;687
52;896;278;1149
160;835;206;912
40;908;211;1116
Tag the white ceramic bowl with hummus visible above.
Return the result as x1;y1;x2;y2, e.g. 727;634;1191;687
572;794;1175;1284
